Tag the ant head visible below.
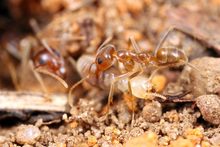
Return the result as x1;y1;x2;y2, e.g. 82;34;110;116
33;48;67;79
95;45;116;71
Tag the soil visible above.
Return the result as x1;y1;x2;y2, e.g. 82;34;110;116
1;0;220;147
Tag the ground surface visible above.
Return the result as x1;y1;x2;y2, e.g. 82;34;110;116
1;0;220;146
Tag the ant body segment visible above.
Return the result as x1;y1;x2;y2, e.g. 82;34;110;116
69;26;220;123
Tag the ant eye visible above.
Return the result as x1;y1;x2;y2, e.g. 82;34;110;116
98;58;102;64
40;59;46;65
53;50;60;57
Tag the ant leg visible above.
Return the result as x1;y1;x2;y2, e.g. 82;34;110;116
30;18;85;59
30;18;86;41
7;60;21;91
29;19;41;34
182;60;220;86
103;71;134;121
30;14;77;38
127;37;145;126
68;76;89;107
154;26;179;55
20;36;38;88
41;36;86;59
67;56;78;72
97;25;121;54
145;65;170;84
128;36;143;69
128;36;141;53
154;25;220;56
41;38;60;59
29;60;50;101
96;37;113;54
5;43;22;60
20;36;39;69
29;19;57;60
1;50;21;91
68;62;95;107
127;69;144;127
154;26;212;56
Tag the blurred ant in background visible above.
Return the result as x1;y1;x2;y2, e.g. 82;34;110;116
1;16;87;100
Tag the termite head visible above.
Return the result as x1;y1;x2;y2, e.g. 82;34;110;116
33;48;67;79
95;45;116;71
130;76;166;100
130;76;156;98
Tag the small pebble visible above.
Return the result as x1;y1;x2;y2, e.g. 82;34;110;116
87;136;97;146
0;136;6;144
142;100;162;122
77;143;89;147
179;57;220;97
169;137;194;147
123;130;158;147
15;125;41;145
196;95;220;125
185;128;203;145
210;133;220;146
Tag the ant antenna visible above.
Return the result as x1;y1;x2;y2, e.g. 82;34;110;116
96;37;113;54
183;61;220;86
68;62;95;107
34;68;68;88
29;60;50;100
96;24;123;54
68;76;89;107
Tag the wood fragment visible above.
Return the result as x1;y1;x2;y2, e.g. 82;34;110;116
0;91;70;112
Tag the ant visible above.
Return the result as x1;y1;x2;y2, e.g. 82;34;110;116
24;17;90;100
70;54;166;115
2;16;86;100
3;35;69;101
69;26;220;123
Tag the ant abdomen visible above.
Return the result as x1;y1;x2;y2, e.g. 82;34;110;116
156;47;188;64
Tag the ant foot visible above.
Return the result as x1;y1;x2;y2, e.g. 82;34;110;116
99;115;107;122
99;113;111;123
45;94;52;102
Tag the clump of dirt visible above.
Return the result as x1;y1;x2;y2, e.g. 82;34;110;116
197;95;220;125
165;57;220;97
179;57;220;97
1;95;220;146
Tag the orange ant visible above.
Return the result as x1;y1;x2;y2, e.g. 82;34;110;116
2;16;86;100
69;26;220;122
2;35;69;100
25;17;89;100
71;54;165;107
